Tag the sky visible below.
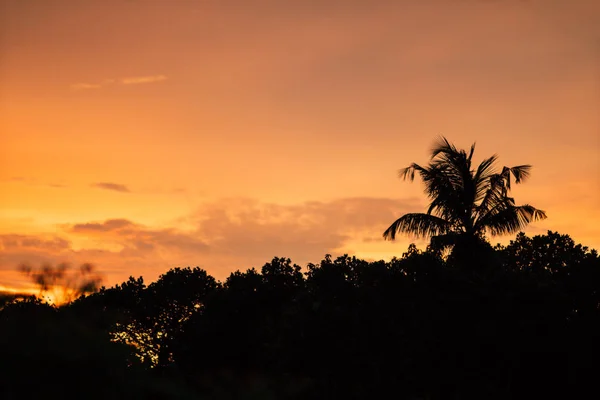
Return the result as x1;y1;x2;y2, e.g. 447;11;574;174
1;0;599;292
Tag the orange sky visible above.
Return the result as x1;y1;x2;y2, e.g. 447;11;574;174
1;0;599;291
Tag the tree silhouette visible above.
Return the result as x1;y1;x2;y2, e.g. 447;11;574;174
383;137;547;260
18;262;103;304
3;231;600;399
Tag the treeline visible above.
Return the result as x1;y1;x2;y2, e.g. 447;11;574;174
1;231;599;399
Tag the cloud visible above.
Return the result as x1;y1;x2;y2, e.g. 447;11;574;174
91;182;130;193
71;219;135;233
0;234;71;252
2;177;67;189
120;75;168;85
70;83;102;91
188;197;420;264
69;75;167;90
68;219;211;257
2;177;35;184
0;196;421;288
0;226;211;291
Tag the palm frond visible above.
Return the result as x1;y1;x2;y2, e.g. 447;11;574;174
422;139;480;231
509;165;532;184
499;165;531;192
430;136;459;160
467;142;476;162
425;187;469;224
473;154;499;202
399;163;428;182
477;170;511;215
383;213;452;240
478;204;547;236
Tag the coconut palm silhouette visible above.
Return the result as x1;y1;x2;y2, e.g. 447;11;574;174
383;137;547;257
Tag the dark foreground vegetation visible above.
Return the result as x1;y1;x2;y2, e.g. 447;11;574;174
2;139;596;399
1;231;599;399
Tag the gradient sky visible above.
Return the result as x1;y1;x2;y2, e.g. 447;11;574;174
1;0;599;292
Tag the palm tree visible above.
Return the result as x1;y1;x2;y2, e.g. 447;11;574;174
383;137;547;253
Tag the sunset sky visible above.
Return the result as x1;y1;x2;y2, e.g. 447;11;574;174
1;0;599;292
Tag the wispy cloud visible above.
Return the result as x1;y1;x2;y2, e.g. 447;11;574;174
120;75;167;85
71;219;135;233
91;182;130;193
4;177;31;183
0;234;71;252
70;75;167;90
3;177;67;189
70;83;103;91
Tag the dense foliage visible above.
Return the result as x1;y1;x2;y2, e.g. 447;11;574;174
1;230;598;399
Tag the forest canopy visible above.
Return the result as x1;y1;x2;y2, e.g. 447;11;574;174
1;230;599;399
